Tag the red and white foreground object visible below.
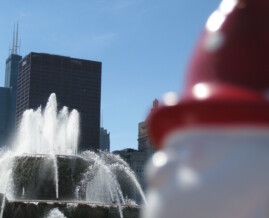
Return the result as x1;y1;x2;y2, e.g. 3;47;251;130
143;0;269;217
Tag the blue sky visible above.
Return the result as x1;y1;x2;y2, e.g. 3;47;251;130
0;0;220;151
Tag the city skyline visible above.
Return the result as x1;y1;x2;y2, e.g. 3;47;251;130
0;0;220;151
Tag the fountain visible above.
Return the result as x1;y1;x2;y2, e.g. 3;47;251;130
0;94;144;218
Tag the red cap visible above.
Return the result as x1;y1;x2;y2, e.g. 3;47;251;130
148;0;269;149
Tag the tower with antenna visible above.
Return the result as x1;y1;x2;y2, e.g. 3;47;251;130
0;22;22;146
5;22;22;88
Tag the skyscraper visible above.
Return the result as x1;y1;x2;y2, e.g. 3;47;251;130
16;52;102;151
5;54;22;133
0;24;22;147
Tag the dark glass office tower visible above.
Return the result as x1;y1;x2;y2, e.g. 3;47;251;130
5;54;22;134
16;52;102;151
0;87;11;146
5;54;22;89
0;54;22;147
0;24;22;147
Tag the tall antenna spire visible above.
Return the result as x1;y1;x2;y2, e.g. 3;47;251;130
15;22;19;54
10;22;20;55
12;24;15;54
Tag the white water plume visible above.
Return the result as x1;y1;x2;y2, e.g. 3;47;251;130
45;208;66;218
111;163;148;205
51;155;59;199
82;151;125;204
78;150;148;217
14;93;80;155
0;152;13;195
0;168;13;218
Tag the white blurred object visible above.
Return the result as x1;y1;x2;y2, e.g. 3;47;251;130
143;128;269;218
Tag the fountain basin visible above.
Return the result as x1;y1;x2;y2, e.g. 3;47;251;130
0;94;145;217
1;198;140;218
10;153;144;204
12;154;92;200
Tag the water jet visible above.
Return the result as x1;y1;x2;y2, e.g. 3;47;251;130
0;94;144;218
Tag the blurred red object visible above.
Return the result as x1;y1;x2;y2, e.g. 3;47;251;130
147;0;269;148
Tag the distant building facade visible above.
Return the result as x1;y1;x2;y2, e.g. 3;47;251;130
113;100;158;203
16;52;102;151
113;148;150;203
99;127;110;151
138;121;154;153
114;120;154;192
